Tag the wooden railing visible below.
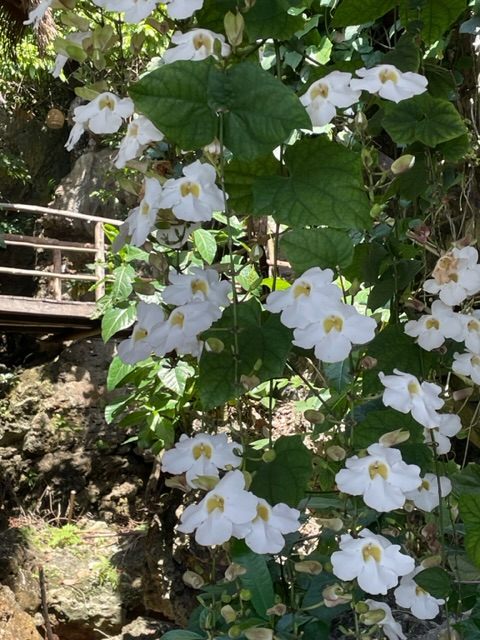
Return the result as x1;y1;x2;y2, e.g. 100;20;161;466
0;203;123;301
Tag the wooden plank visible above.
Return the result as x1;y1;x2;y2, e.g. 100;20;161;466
0;295;96;319
0;266;97;281
0;202;123;226
3;234;98;253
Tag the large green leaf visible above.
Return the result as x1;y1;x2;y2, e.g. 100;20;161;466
280;228;354;274
192;228;217;264
414;567;452;599
382;33;420;72
253;137;370;229
460;495;480;568
101;303;136;342
333;0;396;26
199;300;292;409
130;61;309;160
162;632;205;640
110;264;135;301
250;436;312;507
245;0;303;39
107;356;136;391
383;95;467;147
230;539;275;617
401;0;468;45
224;155;280;215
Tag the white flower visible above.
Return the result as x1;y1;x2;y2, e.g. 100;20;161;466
404;300;464;351
237;499;300;555
24;0;53;26
114;115;164;168
364;600;406;640
163;268;231;313
350;64;428;103
394;566;445;619
52;31;92;78
177;470;258;546
117;302;164;364
453;349;480;384
65;92;134;150
293;302;376;363
404;473;452;512
126;177;163;246
300;71;361;127
150;300;218;357
331;529;414;595
166;0;204;19
423;247;480;306
335;443;421;512
92;0;159;23
379;369;444;429
163;29;230;64
423;413;461;455
160;160;224;222
161;432;242;487
265;267;342;329
460;310;480;352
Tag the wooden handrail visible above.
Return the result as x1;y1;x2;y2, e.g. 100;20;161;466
0;266;97;281
0;202;123;226
3;234;99;253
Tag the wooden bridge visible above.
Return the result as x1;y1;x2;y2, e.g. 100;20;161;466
0;203;122;338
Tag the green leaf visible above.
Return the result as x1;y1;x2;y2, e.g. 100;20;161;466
323;360;352;392
224;156;280;215
130;60;309;160
280;229;354;274
332;0;396;26
107;356;136;391
414;567;452;599
192;228;217;264
382;33;420;72
250;435;312;507
415;0;467;45
437;133;470;163
101;303;136;342
162;632;205;640
110;264;135;301
199;300;292;410
245;0;303;39
230;539;275;618
383;95;467;147
452;464;480;496
253;137;370;229
159;362;195;395
460;495;480;567
343;242;389;285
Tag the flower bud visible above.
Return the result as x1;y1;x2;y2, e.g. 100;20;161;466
244;629;273;640
242;470;252;490
224;562;247;582
315;517;343;532
228;625;242;638
326;445;346;461
182;570;204;589
164;475;189;492
379;429;410;447
323;584;353;608
221;604;237;623
262;449;276;463
266;603;287;616
294;561;323;575
191;475;219;491
240;588;252;601
360;608;386;626
205;337;224;353
304;409;325;424
391;154;415;175
240;374;260;390
420;555;442;569
359;356;377;370
204;138;222;156
354;112;368;130
224;11;245;48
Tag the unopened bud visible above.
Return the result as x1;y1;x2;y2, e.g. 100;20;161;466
205;337;224;353
224;11;245;48
420;555;442;569
323;584;352;608
182;570;205;589
360;608;386;626
355;112;368;130
304;409;325;424
315;517;343;532
221;604;237;623
228;625;242;638
204;138;222;156
359;356;377;370
244;629;273;640
240;374;260;390
452;387;473;402
262;449;276;463
242;470;252;490
240;588;252;601
294;560;323;575
225;562;247;582
391;154;415;175
370;203;384;218
164;475;189;492
379;429;410;447
266;603;287;616
191;475;219;491
326;445;346;461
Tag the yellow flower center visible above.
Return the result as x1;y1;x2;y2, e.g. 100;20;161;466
207;494;225;513
408;381;420;395
362;543;382;563
323;315;344;333
368;461;389;480
191;278;208;295
433;254;459;284
134;327;148;341
192;442;213;460
472;356;480;367
170;311;185;328
255;504;270;522
99;95;115;110
293;281;311;298
379;68;399;84
421;479;431;491
193;33;212;53
130;123;139;137
415;585;428;596
311;82;329;99
468;319;480;333
180;181;201;198
141;202;150;216
425;318;440;330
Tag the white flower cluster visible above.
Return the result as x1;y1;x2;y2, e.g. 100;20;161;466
162;434;300;553
300;64;428;127
265;267;376;363
117;267;231;363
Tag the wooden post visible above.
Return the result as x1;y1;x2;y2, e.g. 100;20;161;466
52;249;62;300
94;222;106;301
